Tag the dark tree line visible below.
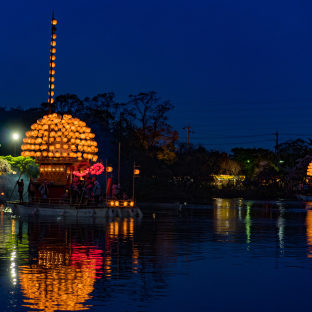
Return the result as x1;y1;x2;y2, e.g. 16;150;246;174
1;91;312;202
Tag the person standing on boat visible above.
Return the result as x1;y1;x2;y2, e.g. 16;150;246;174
71;177;80;203
39;180;48;199
17;179;24;203
112;183;120;199
93;178;101;205
84;177;93;204
28;178;36;202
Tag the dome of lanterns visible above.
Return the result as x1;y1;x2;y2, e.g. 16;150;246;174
21;113;98;162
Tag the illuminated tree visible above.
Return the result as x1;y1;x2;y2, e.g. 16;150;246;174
218;155;241;175
0;158;13;175
0;156;39;178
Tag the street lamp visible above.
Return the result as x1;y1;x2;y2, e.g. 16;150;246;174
12;132;20;156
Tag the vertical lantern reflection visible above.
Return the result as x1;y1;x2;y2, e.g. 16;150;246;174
245;203;251;245
10;246;17;286
108;218;135;239
132;247;139;273
11;218;16;235
104;218;138;278
277;202;285;255
213;198;238;235
306;208;312;258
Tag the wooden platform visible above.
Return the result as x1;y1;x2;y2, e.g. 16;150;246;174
8;200;143;220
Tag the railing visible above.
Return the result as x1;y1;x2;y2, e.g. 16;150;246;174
8;197;136;209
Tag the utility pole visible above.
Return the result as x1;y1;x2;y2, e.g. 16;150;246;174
274;130;279;155
183;125;192;149
118;142;121;186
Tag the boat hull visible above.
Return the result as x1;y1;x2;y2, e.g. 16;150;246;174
11;203;143;219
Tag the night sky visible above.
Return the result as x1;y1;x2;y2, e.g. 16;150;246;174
2;0;312;151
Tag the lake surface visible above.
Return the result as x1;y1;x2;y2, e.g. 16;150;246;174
1;198;312;312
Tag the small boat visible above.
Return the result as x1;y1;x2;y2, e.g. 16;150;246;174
9;199;143;219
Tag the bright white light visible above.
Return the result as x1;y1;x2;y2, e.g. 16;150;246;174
12;133;19;141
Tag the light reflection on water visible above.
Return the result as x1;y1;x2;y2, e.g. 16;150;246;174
1;199;312;311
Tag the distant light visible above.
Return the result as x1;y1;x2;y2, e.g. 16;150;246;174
134;169;140;175
106;166;113;173
246;160;250;163
12;133;19;141
279;160;284;163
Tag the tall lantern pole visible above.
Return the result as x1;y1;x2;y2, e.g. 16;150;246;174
48;13;57;114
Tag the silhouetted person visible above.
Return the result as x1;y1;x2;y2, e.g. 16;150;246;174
17;179;24;203
39;180;48;199
28;178;35;202
112;183;120;199
92;178;101;205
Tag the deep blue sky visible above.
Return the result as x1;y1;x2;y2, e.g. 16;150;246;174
2;0;312;151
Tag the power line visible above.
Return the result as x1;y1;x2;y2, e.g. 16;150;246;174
192;134;273;139
191;133;312;140
198;139;275;146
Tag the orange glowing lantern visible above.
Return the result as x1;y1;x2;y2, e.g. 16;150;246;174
307;162;312;176
134;169;140;175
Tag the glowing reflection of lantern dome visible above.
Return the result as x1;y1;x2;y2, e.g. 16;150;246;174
18;245;102;311
306;208;312;258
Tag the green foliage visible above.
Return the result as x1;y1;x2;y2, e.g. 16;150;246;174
232;148;276;178
0;158;13;175
0;156;39;178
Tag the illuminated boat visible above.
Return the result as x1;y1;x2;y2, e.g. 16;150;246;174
10;15;142;219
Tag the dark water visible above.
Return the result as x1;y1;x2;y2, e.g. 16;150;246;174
1;198;312;312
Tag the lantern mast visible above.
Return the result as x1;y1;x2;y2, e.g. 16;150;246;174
48;13;57;114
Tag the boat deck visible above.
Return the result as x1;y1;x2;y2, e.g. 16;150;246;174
8;199;143;219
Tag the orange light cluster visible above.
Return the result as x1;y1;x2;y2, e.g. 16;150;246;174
109;200;134;207
49;18;57;105
134;169;140;175
40;165;66;173
308;162;312;176
21;113;98;161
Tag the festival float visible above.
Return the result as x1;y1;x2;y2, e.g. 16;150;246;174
12;15;142;219
296;160;312;201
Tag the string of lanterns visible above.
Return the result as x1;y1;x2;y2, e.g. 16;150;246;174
307;162;312;176
48;16;57;106
72;163;105;177
21;113;98;162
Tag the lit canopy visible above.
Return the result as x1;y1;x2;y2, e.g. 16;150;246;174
21;113;98;162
